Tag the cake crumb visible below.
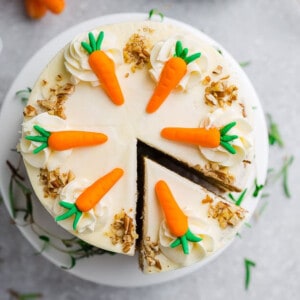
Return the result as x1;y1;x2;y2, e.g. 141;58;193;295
208;201;246;229
124;72;129;78
107;210;138;253
23;105;37;117
142;237;162;270
202;194;213;204
39;168;75;199
123;33;152;72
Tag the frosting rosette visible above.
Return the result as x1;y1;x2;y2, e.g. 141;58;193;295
159;213;214;266
199;108;253;167
53;178;110;233
64;30;123;86
20;113;71;169
149;37;207;90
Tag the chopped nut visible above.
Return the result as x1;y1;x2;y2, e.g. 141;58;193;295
41;79;48;86
239;103;247;117
107;210;138;253
208;201;246;228
37;82;75;119
202;194;213;204
142;237;161;270
55;74;63;82
204;72;238;108
201;75;211;85
39;168;75;199
123;33;152;71
23;105;37;117
212;65;223;75
141;26;155;33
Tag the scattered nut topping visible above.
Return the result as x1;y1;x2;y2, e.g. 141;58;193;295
107;210;138;253
39;168;75;199
41;79;48;86
141;26;154;33
203;162;235;185
201;75;211;85
123;33;152;72
243;160;252;165
23;105;37;117
55;74;63;82
203;66;238;108
37;82;75;119
142;236;162;270
124;72;129;78
239;103;247;117
204;78;238;108
208;201;246;229
212;65;223;75
202;194;213;204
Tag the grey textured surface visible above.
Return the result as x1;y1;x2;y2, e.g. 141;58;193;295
0;0;300;299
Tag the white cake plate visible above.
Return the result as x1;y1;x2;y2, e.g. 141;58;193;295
0;13;268;287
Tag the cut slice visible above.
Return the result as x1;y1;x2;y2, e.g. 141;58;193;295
140;157;247;273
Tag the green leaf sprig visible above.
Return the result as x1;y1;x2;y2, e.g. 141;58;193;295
148;8;164;21
7;289;42;300
253;179;264;197
267;114;284;147
273;156;294;198
228;188;247;206
244;258;256;290
16;87;32;105
6;156;115;270
239;61;251;68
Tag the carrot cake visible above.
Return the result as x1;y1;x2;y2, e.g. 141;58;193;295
19;19;256;272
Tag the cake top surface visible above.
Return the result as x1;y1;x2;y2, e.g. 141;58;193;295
19;18;258;267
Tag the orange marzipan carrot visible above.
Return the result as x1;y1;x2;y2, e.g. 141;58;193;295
146;57;187;113
39;0;65;14
48;130;108;151
155;180;188;237
89;51;124;106
25;0;47;19
76;168;124;212
161;127;220;148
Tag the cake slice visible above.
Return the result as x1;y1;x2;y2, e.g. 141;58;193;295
140;158;247;273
